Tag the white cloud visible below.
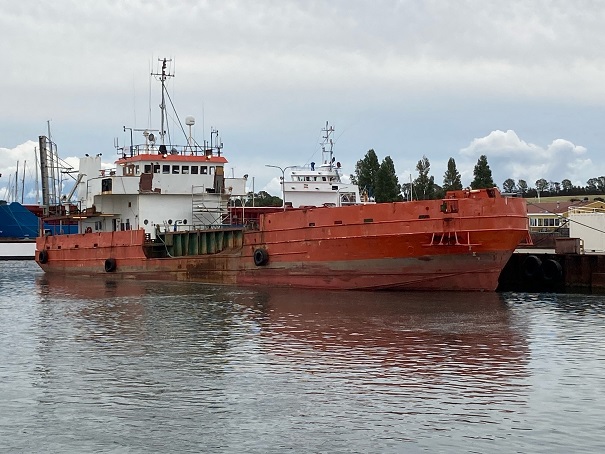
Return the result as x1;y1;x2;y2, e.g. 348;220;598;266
459;130;593;187
3;1;605;194
0;141;39;201
0;142;88;204
460;130;538;157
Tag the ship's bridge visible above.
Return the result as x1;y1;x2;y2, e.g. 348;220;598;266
284;163;360;208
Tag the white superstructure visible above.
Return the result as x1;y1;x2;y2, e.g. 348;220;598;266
282;123;367;208
45;58;247;240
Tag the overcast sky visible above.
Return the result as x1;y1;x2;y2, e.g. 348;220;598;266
2;0;605;202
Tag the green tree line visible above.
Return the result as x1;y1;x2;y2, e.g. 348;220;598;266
253;150;603;205
502;176;605;199
351;150;495;201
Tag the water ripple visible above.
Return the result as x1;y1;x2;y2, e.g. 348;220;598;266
1;263;605;452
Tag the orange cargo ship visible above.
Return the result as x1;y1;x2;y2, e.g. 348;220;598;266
34;59;529;291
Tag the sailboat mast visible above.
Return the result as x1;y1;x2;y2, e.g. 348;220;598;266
21;160;26;204
14;161;19;202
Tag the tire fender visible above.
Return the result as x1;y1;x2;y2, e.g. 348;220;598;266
38;250;49;264
522;255;542;279
253;248;269;266
542;259;562;282
104;258;117;273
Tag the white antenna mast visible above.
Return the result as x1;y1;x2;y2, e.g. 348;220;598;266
151;58;174;145
321;121;335;170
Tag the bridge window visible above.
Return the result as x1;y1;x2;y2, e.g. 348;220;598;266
191;166;199;174
144;164;151;173
182;165;189;174
162;165;170;174
531;217;560;228
153;164;160;173
172;165;180;174
101;178;112;192
201;166;208;174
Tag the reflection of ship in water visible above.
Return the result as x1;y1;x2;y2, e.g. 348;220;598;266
236;289;530;389
32;275;246;427
37;273;154;300
34;274;239;360
35;274;529;400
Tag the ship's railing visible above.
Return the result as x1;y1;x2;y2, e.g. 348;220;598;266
117;142;223;158
568;206;605;214
155;221;244;234
289;164;341;180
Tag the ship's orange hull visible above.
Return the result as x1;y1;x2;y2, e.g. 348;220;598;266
35;190;529;291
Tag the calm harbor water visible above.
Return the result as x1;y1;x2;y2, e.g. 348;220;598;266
1;261;604;453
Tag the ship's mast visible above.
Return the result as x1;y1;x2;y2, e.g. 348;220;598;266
151;58;174;145
321;121;335;170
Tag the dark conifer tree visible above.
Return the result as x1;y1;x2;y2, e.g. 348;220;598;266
375;156;402;202
442;157;463;192
470;155;494;189
351;149;380;199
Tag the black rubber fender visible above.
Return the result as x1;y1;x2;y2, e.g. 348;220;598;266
253;248;269;266
522;255;542;279
542;259;562;282
38;249;49;264
104;258;117;273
